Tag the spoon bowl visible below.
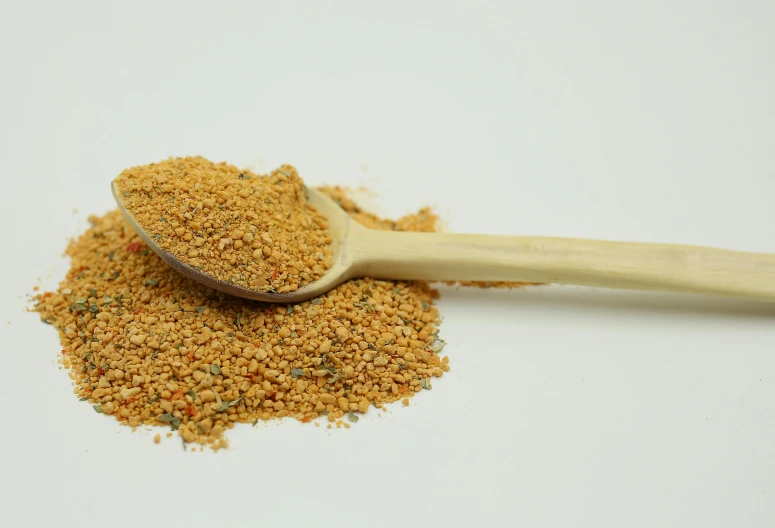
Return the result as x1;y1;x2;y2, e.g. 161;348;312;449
111;182;359;303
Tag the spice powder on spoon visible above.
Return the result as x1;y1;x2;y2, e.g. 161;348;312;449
113;156;333;294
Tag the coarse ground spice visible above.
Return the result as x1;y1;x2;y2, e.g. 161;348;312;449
114;157;332;294
34;185;449;451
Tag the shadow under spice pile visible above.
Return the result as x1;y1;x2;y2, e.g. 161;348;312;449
34;186;449;451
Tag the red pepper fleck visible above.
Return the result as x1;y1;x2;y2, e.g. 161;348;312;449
96;368;104;376
164;292;171;298
79;266;89;272
133;307;144;314
272;266;279;280
120;228;126;238
61;349;68;355
124;397;136;404
186;406;197;416
301;417;312;423
247;373;255;383
127;241;143;253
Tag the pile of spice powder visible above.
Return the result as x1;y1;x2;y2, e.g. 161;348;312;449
34;183;448;451
113;156;332;294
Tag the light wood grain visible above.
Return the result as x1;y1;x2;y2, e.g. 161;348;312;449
348;229;775;301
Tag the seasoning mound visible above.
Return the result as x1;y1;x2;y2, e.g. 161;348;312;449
34;185;449;451
114;156;332;294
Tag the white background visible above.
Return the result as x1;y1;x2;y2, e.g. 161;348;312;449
1;1;774;526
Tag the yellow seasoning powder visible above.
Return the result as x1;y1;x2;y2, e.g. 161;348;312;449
34;170;449;451
113;156;333;294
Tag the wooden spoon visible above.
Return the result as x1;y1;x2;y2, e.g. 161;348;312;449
112;183;775;303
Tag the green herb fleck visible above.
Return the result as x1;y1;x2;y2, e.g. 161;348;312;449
429;339;447;353
420;378;432;390
93;405;103;413
143;278;159;287
158;413;181;430
347;411;359;423
210;364;221;375
186;389;196;400
195;306;206;314
290;368;305;379
89;288;97;298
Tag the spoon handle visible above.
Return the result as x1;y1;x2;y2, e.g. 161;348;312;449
349;229;775;302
